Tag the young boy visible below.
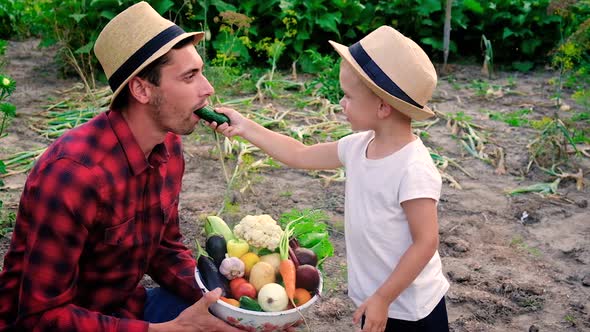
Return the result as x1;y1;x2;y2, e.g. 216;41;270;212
213;26;449;332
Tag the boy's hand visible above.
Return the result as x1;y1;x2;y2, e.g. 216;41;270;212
352;293;389;332
204;107;248;138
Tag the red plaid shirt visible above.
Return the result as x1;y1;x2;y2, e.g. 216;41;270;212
0;110;202;331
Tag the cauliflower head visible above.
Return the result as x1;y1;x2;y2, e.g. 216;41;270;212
233;214;283;251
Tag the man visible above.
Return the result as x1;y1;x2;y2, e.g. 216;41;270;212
0;2;241;331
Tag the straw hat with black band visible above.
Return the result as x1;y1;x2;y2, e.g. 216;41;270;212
94;1;205;108
329;26;437;121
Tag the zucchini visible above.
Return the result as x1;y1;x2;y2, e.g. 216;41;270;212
239;296;263;312
196;240;230;296
194;105;230;125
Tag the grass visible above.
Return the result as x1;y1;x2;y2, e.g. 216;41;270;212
510;236;542;257
564;314;576;326
279;190;293;198
0;201;15;238
486;108;532;127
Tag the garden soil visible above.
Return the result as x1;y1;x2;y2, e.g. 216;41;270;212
1;40;589;332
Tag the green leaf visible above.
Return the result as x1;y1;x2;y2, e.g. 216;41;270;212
0;103;16;117
75;42;94;54
309;238;334;264
421;37;443;50
521;38;541;55
152;0;175;15
90;0;123;7
69;13;87;23
279;209;334;268
502;27;514;39
512;61;534;72
417;0;441;16
316;12;341;34
100;10;117;20
464;0;484;14
0;161;6;175
298;232;327;248
39;36;58;48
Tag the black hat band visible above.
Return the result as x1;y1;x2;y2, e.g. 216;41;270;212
349;42;423;109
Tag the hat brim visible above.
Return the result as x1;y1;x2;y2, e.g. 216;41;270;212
329;40;435;121
110;31;205;108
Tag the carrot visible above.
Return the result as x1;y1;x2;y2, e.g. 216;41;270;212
280;258;296;301
279;216;312;332
279;219;299;302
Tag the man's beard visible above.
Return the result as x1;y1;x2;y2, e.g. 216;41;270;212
149;91;195;135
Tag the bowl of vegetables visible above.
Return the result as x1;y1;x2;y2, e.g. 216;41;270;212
194;213;331;332
195;269;322;331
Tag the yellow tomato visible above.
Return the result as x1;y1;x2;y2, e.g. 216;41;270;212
240;252;260;277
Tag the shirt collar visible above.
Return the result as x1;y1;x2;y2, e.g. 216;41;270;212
107;110;169;175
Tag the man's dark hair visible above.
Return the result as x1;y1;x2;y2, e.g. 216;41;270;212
112;36;196;110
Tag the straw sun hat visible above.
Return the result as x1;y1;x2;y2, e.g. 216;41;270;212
94;1;204;107
329;26;437;120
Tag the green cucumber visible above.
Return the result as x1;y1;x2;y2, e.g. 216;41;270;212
239;296;263;311
194;105;230;125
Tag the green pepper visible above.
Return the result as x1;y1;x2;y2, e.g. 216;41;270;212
239;296;263;311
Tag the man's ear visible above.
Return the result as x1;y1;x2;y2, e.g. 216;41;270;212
128;77;152;104
377;101;393;119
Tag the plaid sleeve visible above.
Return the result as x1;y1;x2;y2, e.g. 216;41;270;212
16;158;147;332
147;199;202;304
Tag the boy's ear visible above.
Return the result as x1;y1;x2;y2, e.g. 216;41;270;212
128;77;152;104
377;101;393;119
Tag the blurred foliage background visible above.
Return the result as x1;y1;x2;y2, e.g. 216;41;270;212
1;0;588;80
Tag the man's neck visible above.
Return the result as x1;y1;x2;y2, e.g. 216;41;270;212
120;106;165;158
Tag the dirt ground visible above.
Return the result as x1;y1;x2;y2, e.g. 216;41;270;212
1;39;589;332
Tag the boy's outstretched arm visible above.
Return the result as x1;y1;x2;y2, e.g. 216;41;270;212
353;198;440;331
210;107;342;170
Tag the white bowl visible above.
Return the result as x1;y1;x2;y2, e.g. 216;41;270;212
195;268;322;332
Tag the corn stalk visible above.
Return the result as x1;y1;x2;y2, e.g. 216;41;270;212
442;0;453;72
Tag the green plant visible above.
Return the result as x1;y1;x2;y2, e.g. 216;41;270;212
509;236;542;256
303;50;341;104
549;1;590;105
0;75;16;140
572;89;590;111
527;117;579;171
279;190;293;198
31;0;183;90
0;72;16;234
211;11;253;68
481;34;493;78
0;202;16;237
0;39;7;70
0;0;49;39
564;314;576;325
488;108;532;127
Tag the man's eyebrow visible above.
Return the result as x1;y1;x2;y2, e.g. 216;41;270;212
179;68;200;76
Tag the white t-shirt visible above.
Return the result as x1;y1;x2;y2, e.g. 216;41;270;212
337;131;449;321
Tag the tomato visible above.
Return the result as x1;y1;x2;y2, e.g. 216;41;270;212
233;282;257;299
230;277;248;297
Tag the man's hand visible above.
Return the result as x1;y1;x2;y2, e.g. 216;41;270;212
149;288;244;332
